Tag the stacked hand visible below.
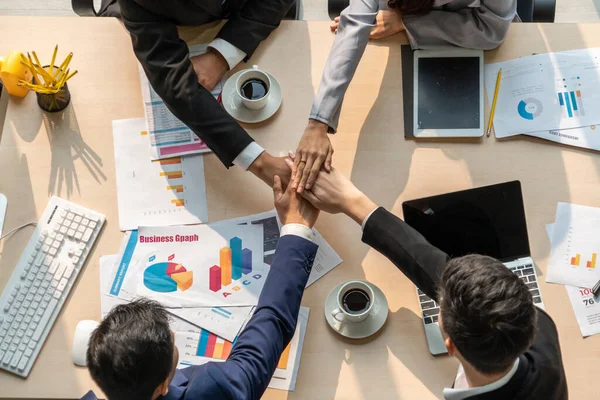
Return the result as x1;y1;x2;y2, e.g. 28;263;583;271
285;153;377;225
330;10;405;40
273;174;319;229
292;120;334;193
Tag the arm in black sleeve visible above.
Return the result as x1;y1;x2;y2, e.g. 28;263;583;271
361;207;449;301
118;0;253;167
217;0;295;58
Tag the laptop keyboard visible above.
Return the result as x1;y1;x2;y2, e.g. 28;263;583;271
418;262;543;324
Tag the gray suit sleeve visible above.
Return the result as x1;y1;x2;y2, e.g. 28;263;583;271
403;0;517;50
309;0;379;132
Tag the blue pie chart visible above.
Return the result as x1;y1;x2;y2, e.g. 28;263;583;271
143;262;178;293
517;98;543;120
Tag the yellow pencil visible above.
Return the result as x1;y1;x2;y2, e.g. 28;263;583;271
49;45;58;74
487;68;503;137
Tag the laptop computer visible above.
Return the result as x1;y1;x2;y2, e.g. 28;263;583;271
402;181;545;355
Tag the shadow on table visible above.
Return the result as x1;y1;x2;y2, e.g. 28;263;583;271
43;103;106;198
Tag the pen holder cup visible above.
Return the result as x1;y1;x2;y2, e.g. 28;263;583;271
34;66;71;113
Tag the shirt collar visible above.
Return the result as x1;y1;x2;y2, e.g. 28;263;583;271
443;358;520;400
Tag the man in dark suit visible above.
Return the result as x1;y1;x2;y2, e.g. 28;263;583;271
294;161;568;399
118;0;295;185
80;174;319;400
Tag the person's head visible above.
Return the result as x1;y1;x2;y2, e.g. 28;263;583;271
87;299;179;400
388;0;435;15
438;254;536;375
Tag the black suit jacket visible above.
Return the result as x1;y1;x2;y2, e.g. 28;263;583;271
118;0;294;166
362;207;568;400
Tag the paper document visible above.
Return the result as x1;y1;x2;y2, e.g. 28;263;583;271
176;307;310;391
545;203;600;288
525;125;600;151
485;48;600;138
216;210;343;287
102;250;253;341
545;224;600;337
109;225;267;308
113;118;208;231
140;44;226;160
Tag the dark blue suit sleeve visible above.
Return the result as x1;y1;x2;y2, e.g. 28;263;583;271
184;235;318;400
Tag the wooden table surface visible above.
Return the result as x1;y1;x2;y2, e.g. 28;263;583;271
1;16;599;399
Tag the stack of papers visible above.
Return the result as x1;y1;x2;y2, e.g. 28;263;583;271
485;48;600;151
546;203;600;337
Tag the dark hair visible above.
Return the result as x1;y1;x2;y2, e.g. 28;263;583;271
87;299;174;400
439;254;536;374
388;0;435;15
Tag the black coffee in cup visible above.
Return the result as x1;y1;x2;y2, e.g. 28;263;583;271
342;288;371;314
240;78;268;100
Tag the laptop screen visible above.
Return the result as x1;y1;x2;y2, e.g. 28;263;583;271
402;181;530;262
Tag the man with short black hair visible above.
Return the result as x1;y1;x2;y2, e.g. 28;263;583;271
294;162;568;399
81;173;320;400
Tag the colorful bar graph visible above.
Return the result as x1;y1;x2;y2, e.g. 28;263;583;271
242;248;252;275
171;199;185;207
231;237;242;280
160;171;183;179
564;92;573;117
559;91;585;118
277;343;291;369
209;265;221;292
571;254;581;266
195;330;232;361
587;253;597;269
220;247;232;286
158;157;182;166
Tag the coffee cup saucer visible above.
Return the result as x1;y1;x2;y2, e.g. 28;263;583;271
222;70;282;124
324;281;389;340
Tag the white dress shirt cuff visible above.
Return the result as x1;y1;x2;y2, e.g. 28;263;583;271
208;38;247;70
232;142;265;170
280;224;314;242
361;207;379;231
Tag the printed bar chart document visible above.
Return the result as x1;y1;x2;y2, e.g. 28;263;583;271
485;48;600;138
140;44;226;160
176;307;310;391
546;203;600;288
113;118;208;230
102;252;253;341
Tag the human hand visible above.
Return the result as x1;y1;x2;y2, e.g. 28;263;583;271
273;175;320;228
292;120;333;193
190;49;229;91
249;152;292;188
329;10;404;39
370;10;405;40
286;154;377;225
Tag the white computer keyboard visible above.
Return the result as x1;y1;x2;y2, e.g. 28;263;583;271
0;197;105;377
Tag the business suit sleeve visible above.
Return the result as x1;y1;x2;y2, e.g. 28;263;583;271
309;0;379;132
118;0;253;167
362;207;449;301
217;0;296;58
403;0;517;50
185;235;318;400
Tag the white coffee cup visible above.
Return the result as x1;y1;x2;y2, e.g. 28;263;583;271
235;65;271;110
331;280;375;324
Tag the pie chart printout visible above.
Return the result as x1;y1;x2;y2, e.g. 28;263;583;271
143;262;193;293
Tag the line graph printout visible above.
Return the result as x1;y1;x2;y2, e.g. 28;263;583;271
485;48;600;138
547;203;600;288
113;118;208;230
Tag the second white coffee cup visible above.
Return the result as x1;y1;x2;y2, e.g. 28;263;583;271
331;280;375;324
235;65;271;110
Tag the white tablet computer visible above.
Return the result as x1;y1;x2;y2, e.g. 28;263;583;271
413;49;484;137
